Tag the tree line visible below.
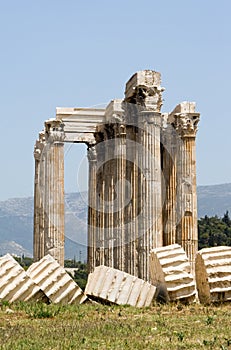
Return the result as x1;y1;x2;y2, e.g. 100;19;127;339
198;210;231;249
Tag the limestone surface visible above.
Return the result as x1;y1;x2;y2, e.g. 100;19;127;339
195;246;231;303
149;244;197;302
27;254;86;304
85;265;156;307
0;254;45;303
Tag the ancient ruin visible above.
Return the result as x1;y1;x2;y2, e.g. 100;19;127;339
195;246;231;303
27;254;86;304
85;265;156;307
150;244;197;302
33;70;200;281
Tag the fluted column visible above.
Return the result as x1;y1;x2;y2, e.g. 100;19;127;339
95;130;105;266
172;103;200;273
138;111;163;280
114;124;126;271
44;120;65;266
33;132;45;261
161;119;177;246
87;145;97;273
123;102;139;277
124;70;164;281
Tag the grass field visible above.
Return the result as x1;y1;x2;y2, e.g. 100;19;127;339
0;301;230;349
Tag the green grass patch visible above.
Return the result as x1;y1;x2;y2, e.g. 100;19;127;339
0;302;230;349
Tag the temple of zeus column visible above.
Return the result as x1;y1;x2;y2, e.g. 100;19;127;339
33;70;200;280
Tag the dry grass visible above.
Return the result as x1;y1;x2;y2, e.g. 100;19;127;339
0;301;230;349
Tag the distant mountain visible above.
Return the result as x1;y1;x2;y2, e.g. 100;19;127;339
1;184;231;259
197;183;231;217
0;192;88;261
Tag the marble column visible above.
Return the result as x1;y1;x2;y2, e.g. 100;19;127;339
102;125;115;268
33;132;45;261
114;123;126;271
172;102;200;273
87;145;97;273
161;118;177;246
123;102;139;277
44;120;65;266
138;111;163;280
124;70;164;281
95;130;105;266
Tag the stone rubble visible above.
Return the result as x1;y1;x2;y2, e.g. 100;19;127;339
195;246;231;303
85;265;157;307
0;254;46;303
26;254;86;304
0;246;231;306
149;244;197;302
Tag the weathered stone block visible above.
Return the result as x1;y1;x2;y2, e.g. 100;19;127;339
170;102;196;114
125;70;161;99
149;244;197;302
195;246;231;303
27;255;86;304
0;254;46;303
105;99;124;123
85;265;156;307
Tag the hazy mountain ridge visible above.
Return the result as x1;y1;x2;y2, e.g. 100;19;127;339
197;183;231;217
1;184;231;259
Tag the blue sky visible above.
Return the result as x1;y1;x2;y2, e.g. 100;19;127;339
0;0;230;200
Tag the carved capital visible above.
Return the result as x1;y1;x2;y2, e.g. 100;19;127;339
173;113;200;137
45;120;65;144
34;132;46;160
87;146;97;162
124;71;165;112
136;86;164;112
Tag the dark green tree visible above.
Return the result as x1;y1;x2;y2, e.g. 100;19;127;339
198;212;231;249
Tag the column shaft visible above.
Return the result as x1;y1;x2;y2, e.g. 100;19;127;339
33;133;45;261
138;112;163;281
114;125;126;271
162;123;177;245
44;121;65;266
87;146;97;273
172;103;200;274
177;135;198;272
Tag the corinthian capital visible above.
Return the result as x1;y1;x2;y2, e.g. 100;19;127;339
124;70;165;112
169;102;200;138
136;86;164;112
173;113;200;137
87;146;97;162
45;120;65;144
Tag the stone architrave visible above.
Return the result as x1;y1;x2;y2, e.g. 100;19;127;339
195;246;231;303
169;102;200;274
